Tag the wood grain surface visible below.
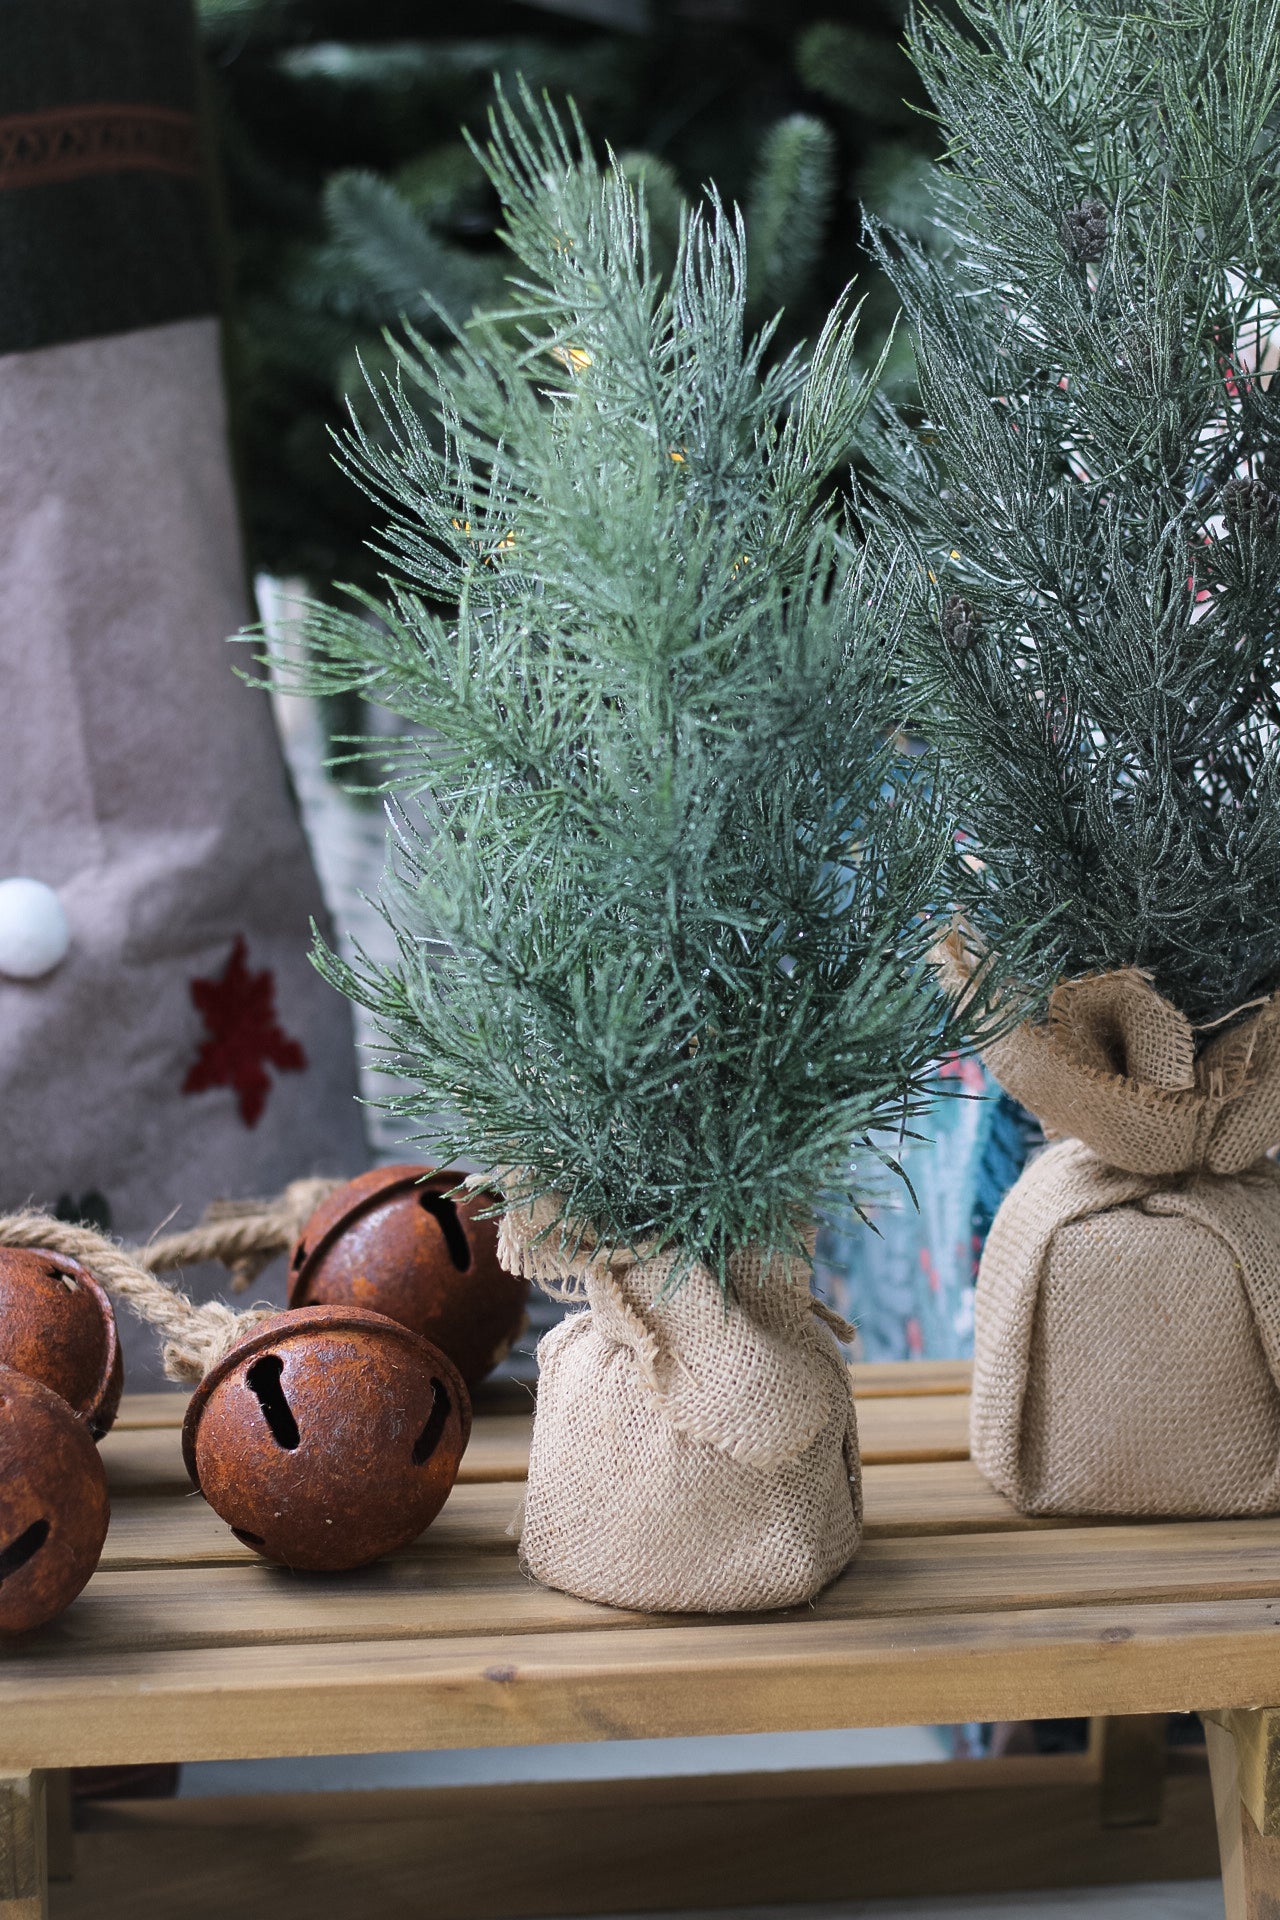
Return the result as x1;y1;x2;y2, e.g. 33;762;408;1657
96;1391;971;1498
49;1754;1219;1919
4;1365;1279;1775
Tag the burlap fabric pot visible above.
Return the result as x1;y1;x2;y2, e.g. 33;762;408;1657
498;1198;862;1613
965;959;1280;1516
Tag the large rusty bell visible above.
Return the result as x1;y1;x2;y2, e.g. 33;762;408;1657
0;1247;123;1438
287;1166;528;1388
182;1305;471;1572
0;1364;110;1634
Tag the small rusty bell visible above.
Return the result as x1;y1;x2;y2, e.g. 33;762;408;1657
182;1305;471;1572
0;1364;110;1634
288;1166;528;1388
0;1247;123;1437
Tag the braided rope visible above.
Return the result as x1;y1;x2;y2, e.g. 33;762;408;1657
0;1177;342;1384
142;1177;342;1292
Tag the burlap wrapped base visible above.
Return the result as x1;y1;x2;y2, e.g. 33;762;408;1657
976;1138;1280;1513
498;1201;861;1614
957;951;1280;1516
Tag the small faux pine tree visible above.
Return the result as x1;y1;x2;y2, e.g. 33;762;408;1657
866;0;1280;1028
272;89;998;1273
870;0;1280;1530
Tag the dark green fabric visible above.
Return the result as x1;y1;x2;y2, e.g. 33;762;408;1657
0;0;216;354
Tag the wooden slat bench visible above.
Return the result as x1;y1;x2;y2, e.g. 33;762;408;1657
1;1359;1271;1918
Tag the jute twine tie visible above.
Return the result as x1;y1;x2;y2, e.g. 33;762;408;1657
0;1177;341;1385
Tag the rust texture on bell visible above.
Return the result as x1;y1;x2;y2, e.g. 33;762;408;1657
0;1363;110;1634
182;1304;472;1572
0;1246;123;1438
288;1165;528;1387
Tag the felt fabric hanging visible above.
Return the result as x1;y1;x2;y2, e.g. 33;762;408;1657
0;0;366;1385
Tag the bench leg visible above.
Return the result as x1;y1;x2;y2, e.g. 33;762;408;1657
41;1776;72;1886
1096;1714;1169;1826
1204;1710;1280;1919
0;1772;46;1920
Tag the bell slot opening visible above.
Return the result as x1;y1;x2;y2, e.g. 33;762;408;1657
246;1354;300;1450
412;1380;452;1465
0;1518;50;1587
418;1190;471;1271
290;1240;308;1270
232;1527;266;1549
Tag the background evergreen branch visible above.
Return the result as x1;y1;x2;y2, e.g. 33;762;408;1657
746;115;837;324
199;0;944;592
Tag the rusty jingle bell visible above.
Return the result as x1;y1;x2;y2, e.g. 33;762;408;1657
182;1305;472;1571
0;1246;123;1438
288;1165;528;1388
0;1364;110;1633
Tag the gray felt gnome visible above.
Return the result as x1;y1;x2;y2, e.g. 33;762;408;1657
0;0;366;1385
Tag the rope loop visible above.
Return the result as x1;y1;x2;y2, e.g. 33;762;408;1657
0;1178;341;1383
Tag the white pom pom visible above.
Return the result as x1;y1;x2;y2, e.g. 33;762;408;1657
0;878;71;980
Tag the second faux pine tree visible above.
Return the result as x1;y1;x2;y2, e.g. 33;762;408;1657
868;0;1280;1517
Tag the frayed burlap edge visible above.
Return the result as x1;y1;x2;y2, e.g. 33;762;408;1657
498;1191;855;1475
936;930;1280;1175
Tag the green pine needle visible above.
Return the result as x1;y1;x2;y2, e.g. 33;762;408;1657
866;0;1280;1025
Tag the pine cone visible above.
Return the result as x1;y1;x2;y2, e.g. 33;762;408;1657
1222;477;1279;534
1061;198;1107;264
941;595;983;651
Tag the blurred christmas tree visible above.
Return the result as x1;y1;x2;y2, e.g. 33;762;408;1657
197;0;940;592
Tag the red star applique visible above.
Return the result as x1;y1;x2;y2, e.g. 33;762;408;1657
182;936;307;1128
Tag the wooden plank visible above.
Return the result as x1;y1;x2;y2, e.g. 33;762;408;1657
1205;1713;1280;1918
96;1428;189;1497
851;1359;971;1397
1206;1716;1247;1917
861;1459;1064;1535
857;1393;970;1461
99;1394;971;1496
0;1772;45;1920
99;1485;524;1571
108;1364;970;1431
5;1561;632;1652
1216;1705;1280;1839
61;1514;1280;1656
99;1414;537;1495
96;1461;1053;1572
1098;1715;1168;1826
839;1518;1280;1618
111;1380;536;1430
52;1753;1216;1919
1234;1782;1280;1916
1206;1708;1280;1838
0;1600;1278;1768
109;1395;188;1432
